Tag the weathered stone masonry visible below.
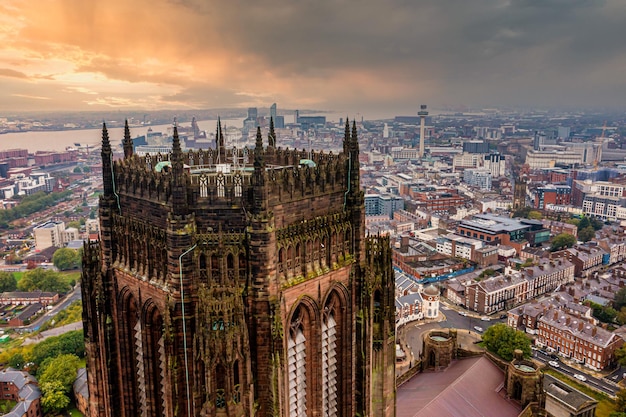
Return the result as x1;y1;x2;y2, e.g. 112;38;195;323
82;118;396;417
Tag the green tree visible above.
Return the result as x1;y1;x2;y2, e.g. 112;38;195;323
578;225;595;242
73;166;82;173
615;345;626;367
82;166;91;173
616;288;626;311
550;233;577;252
40;380;70;414
578;216;591;231
38;353;81;392
52;248;79;271
482;323;532;361
616;389;626;413
29;330;85;370
0;271;17;292
7;352;25;369
591;217;605;231
528;211;543;220
67;220;81;230
17;268;71;293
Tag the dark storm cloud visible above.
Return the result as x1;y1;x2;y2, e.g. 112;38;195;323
190;0;626;108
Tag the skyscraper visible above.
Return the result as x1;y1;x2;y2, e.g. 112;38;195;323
81;119;396;417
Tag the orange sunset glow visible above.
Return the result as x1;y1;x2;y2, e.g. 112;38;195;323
2;0;626;113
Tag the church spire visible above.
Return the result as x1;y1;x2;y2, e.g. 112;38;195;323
101;122;113;196
172;123;183;170
123;119;133;159
254;126;264;167
215;117;225;162
268;117;276;148
343;117;350;154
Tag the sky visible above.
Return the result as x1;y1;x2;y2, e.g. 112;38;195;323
1;0;626;117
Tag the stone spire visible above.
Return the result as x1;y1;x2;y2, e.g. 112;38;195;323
343;117;350;154
216;118;225;163
349;120;360;189
123;119;133;159
172;124;183;175
268;117;276;148
254;126;264;168
101;122;113;196
171;123;188;215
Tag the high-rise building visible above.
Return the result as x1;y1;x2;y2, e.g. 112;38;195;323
81;119;396;417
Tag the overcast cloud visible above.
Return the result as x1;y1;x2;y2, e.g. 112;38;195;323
1;0;625;115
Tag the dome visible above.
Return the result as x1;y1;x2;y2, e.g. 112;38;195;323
423;284;439;297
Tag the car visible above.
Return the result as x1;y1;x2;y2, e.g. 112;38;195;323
473;326;484;332
481;317;491;321
574;374;587;382
459;311;468;317
548;361;559;368
499;314;507;319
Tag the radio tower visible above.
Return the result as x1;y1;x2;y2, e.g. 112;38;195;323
418;104;428;158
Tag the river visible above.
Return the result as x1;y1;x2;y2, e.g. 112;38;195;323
0;118;246;153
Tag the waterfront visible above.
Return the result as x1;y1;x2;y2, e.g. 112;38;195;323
0;118;245;153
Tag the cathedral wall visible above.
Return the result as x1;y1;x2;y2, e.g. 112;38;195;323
114;268;170;313
272;193;346;229
280;264;352;318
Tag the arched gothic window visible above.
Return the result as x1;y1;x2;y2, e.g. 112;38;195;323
322;308;338;417
288;307;307;417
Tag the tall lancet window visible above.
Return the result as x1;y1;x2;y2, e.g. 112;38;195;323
288;308;307;417
322;303;338;417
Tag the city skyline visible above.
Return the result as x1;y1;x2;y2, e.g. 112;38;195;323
1;0;626;115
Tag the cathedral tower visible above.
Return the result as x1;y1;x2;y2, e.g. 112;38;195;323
81;118;396;417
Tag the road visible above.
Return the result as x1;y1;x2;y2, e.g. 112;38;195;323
533;350;621;396
18;283;82;333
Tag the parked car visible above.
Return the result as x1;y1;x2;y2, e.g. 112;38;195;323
499;314;507;319
473;326;484;333
481;317;491;321
459;311;468;317
574;374;587;382
548;361;559;368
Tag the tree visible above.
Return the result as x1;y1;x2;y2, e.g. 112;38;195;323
615;345;626;367
17;268;71;293
82;166;91;173
550;233;577;252
578;225;595;242
52;248;79;271
528;211;543;220
7;352;25;369
38;353;81;392
616;389;626;413
616;288;626;311
40;380;70;414
0;271;17;292
578;216;591;231
72;166;82;173
29;330;84;370
482;323;532;361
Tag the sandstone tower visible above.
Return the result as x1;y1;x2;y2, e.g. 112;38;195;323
81;118;396;417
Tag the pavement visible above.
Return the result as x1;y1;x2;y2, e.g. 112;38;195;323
23;321;83;345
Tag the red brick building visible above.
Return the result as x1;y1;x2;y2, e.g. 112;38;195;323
0;369;42;416
536;309;623;370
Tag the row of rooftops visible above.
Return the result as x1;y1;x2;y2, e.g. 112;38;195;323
539;307;618;348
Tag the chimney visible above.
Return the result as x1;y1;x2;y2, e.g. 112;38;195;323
566;317;571;325
592;327;597;337
401;235;409;248
553;311;558;321
578;321;584;331
539;265;544;271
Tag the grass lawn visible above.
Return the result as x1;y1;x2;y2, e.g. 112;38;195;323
544;369;617;417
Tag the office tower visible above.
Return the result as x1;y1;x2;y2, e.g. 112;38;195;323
81;119;396;417
418;104;428;158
